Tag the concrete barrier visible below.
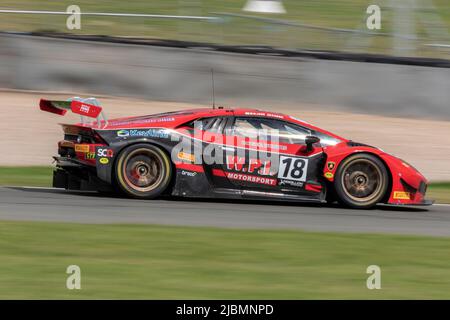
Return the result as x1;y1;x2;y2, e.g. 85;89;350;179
1;33;449;120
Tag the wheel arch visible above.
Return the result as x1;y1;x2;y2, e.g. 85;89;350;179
324;150;393;204
110;140;177;193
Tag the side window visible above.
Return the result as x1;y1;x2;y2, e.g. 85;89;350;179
208;117;227;133
230;117;311;144
201;117;217;130
184;117;227;134
230;118;261;138
310;130;341;146
276;122;311;144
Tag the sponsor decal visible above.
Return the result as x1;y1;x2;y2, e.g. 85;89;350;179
85;152;95;160
240;140;287;151
74;144;90;153
80;105;90;113
393;191;411;200
279;179;304;188
70;100;102;118
178;152;195;163
97;148;114;158
181;170;197;177
324;172;334;179
99;157;109;165
244;111;284;119
224;172;277;186
116;129;169;139
117;130;130;137
327;161;336;171
277;156;308;182
226;156;272;176
109;117;175;126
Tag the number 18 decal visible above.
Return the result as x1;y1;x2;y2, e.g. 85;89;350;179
278;156;308;182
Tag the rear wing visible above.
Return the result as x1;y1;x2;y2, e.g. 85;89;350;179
40;97;108;127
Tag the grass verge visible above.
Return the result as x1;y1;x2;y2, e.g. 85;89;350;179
0;0;449;58
428;182;450;205
0;221;450;299
0;166;53;187
0;166;448;203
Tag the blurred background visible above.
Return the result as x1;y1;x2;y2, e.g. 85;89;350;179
0;0;449;181
0;0;449;57
0;0;448;108
0;0;450;300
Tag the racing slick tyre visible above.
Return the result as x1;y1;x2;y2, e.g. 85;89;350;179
115;144;172;199
334;153;389;209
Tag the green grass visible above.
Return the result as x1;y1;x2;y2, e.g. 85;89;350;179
428;182;450;204
0;0;448;58
0;166;53;187
0;221;450;299
0;167;449;298
1;166;449;203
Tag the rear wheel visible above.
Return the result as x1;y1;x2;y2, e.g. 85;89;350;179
334;154;389;209
115;144;172;199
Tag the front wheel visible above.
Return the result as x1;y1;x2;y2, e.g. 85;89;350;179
115;144;172;199
334;154;389;209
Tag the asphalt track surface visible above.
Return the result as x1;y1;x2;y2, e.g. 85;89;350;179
1;187;450;237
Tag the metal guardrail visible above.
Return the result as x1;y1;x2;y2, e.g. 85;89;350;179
0;8;448;58
0;9;221;21
5;31;448;68
0;9;422;40
213;12;420;41
425;44;450;49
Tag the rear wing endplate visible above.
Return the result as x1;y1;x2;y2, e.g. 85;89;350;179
40;97;108;127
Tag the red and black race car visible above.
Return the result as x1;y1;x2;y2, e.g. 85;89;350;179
40;97;432;209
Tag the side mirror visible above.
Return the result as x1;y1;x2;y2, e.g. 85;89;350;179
305;135;320;152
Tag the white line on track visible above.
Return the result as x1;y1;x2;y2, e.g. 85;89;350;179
433;203;450;207
8;186;450;207
12;186;63;190
8;186;97;193
0;10;219;21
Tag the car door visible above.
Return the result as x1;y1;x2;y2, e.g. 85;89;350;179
216;117;278;191
171;116;239;196
270;120;324;195
219;116;324;196
192;116;238;190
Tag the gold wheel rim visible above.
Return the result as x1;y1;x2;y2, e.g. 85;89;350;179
341;158;383;203
122;148;165;193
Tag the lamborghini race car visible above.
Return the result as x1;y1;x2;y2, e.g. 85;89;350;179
40;97;432;209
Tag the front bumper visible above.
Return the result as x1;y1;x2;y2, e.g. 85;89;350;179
387;199;435;207
414;199;435;206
